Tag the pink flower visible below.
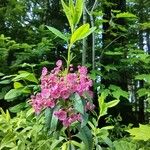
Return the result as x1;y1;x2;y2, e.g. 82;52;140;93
62;119;70;127
45;99;55;108
30;60;94;127
60;89;70;100
42;67;48;76
54;109;67;121
41;89;50;99
56;60;62;67
78;66;88;75
86;102;95;111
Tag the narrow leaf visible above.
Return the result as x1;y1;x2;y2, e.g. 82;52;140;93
70;24;89;44
77;126;93;150
46;26;68;42
106;100;120;108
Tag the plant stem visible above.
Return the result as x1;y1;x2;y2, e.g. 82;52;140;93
67;127;72;141
66;44;72;73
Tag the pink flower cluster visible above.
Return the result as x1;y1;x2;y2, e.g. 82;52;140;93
31;60;94;127
54;109;81;127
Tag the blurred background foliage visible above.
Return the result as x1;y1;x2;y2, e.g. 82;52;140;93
0;0;150;149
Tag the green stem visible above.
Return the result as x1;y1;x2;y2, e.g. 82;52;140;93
66;44;72;73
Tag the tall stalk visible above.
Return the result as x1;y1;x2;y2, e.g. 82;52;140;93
82;0;88;65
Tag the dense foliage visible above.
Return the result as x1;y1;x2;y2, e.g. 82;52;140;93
0;0;150;149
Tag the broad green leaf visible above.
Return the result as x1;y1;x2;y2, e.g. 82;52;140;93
137;88;149;97
140;22;150;30
0;72;4;77
109;85;128;99
70;24;89;44
113;140;137;150
0;132;16;149
81;113;88;127
71;140;82;148
4;89;22;101
62;141;67;150
135;74;150;83
116;12;137;18
12;72;30;81
71;24;96;44
127;124;150;141
14;82;24;89
72;93;84;114
26;107;34;118
100;103;107;117
50;112;58;131
98;90;109;116
106;100;120;108
45;108;53;131
0;79;11;84
46;26;68;42
17;141;25;150
9;102;26;113
77;126;93;150
50;137;64;150
12;72;38;84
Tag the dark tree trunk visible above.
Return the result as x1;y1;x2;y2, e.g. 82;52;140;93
137;0;145;123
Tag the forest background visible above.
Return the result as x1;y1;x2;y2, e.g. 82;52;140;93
0;0;150;149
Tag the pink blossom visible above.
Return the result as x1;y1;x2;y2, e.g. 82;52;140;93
56;60;62;67
30;60;94;127
86;102;95;111
60;89;70;100
42;67;48;76
54;109;67;121
78;66;88;75
41;89;50;99
62;119;70;127
45;99;55;108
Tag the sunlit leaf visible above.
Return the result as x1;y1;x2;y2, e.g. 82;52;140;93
46;26;68;42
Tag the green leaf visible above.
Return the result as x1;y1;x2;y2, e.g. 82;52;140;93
72;93;84;114
9;102;26;113
0;72;4;77
98;90;109;117
116;12;137;18
127;124;150;141
140;22;150;30
45;108;53;131
46;26;68;42
12;71;38;84
135;74;150;83
17;141;25;150
81;113;89;127
70;24;96;44
74;0;83;25
4;89;22;101
50;137;64;150
71;140;82;148
137;88;149;97
106;100;120;108
0;132;16;149
109;85;128;99
14;82;24;89
61;0;74;32
113;140;137;150
0;79;11;84
77;126;93;150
